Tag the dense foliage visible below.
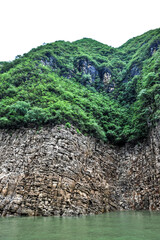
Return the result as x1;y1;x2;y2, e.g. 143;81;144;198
0;28;159;144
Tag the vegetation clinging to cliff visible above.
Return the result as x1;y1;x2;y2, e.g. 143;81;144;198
0;28;159;144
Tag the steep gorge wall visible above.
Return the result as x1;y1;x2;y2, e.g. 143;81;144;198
0;126;117;216
0;124;159;216
116;123;160;211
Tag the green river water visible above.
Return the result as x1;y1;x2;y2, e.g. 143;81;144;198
0;211;160;240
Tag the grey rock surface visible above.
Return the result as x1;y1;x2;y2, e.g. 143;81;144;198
0;124;159;216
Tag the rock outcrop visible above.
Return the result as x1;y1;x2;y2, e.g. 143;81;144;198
77;59;98;83
0;123;159;216
116;123;160;211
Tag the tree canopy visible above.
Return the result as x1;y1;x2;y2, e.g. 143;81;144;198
0;28;159;144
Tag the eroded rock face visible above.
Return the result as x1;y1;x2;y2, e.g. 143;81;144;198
116;124;160;211
40;56;58;70
150;40;160;55
0;126;117;216
77;59;98;83
0;124;159;216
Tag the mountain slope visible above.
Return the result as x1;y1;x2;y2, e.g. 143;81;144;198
0;28;159;144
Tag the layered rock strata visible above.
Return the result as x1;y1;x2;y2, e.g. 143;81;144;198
116;123;160;211
0;124;159;216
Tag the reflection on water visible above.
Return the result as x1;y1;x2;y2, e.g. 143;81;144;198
0;211;160;240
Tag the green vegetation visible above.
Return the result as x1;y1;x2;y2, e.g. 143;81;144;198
0;28;159;144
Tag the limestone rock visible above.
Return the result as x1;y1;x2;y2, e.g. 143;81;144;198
0;123;159;216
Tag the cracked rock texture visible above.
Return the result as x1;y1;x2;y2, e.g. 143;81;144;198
0;124;160;216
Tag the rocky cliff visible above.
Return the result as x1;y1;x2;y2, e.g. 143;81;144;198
0;123;160;216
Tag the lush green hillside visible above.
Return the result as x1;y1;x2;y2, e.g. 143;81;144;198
0;28;159;144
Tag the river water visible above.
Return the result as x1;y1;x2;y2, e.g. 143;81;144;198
0;211;160;240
